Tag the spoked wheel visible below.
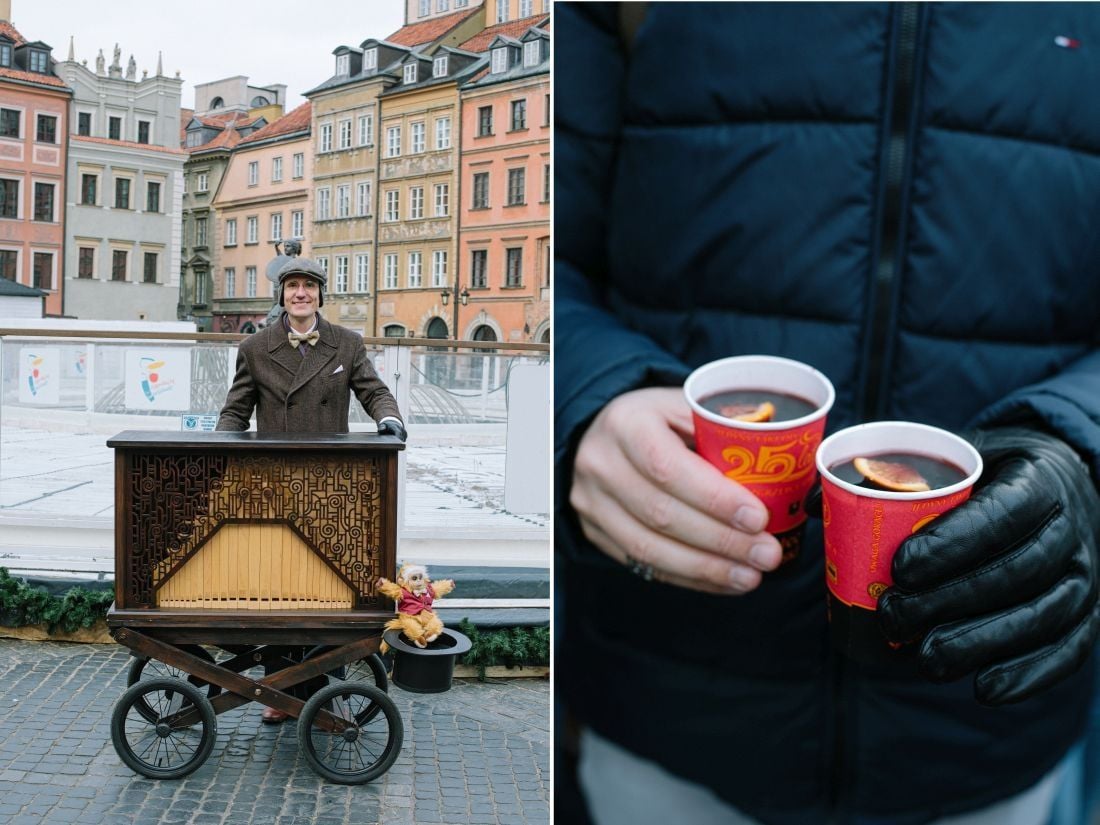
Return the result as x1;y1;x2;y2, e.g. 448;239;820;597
304;646;389;690
297;682;403;784
111;678;216;780
126;645;221;724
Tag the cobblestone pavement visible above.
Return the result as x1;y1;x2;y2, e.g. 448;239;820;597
0;640;549;825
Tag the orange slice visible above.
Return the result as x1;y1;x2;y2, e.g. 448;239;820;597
719;401;775;423
853;457;930;492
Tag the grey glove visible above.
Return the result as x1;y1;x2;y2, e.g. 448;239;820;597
377;419;407;441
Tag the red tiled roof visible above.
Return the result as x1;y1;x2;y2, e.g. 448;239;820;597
458;14;548;53
193;126;243;153
179;108;194;144
72;134;187;155
385;7;481;48
238;101;311;145
0;65;68;88
0;22;26;46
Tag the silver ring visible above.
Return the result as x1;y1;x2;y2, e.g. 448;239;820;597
626;556;654;582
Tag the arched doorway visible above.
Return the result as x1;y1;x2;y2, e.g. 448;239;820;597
425;317;450;385
540;328;550;344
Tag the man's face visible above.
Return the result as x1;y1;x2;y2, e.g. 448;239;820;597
283;276;320;322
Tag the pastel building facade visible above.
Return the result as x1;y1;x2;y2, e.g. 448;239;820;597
211;102;312;333
0;20;69;316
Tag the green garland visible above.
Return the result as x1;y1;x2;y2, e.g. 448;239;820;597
456;618;550;680
0;567;114;634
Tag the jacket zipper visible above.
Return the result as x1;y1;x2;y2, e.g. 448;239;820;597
861;2;921;423
831;6;922;819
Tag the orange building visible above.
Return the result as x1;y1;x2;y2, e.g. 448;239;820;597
0;20;70;316
456;17;549;343
210;102;312;333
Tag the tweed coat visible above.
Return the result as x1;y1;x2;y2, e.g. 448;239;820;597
216;314;402;433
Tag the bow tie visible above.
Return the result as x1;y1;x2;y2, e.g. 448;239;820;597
288;330;320;347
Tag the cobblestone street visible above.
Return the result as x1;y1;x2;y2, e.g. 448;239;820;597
0;640;549;825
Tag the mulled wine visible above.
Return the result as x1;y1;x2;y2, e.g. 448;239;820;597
829;452;967;493
700;389;817;423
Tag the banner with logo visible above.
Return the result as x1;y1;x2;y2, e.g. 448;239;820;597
18;348;60;405
124;350;192;411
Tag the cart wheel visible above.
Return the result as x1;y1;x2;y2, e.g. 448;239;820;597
111;678;216;780
126;645;221;723
297;682;403;784
304;646;389;691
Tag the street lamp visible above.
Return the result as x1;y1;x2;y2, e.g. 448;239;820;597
459;288;469;306
440;289;450;306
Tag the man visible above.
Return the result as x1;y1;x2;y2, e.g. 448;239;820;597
217;256;406;721
557;4;1099;825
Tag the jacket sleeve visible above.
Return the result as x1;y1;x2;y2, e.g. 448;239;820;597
973;349;1100;484
350;343;403;425
216;346;256;432
555;5;690;561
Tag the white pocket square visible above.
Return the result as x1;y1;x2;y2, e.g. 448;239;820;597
332;365;344;375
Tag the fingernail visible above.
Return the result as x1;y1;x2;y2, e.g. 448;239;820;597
728;566;757;591
734;506;768;533
749;542;779;571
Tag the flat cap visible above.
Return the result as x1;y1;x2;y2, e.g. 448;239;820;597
276;257;327;289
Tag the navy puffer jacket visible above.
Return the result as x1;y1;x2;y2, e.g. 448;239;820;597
556;4;1100;823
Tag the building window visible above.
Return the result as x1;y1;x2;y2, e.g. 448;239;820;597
409;186;424;219
0;44;10;68
435;117;451;150
437;0;449;10
507;168;526;205
543;163;550;201
511;99;527;131
291;210;303;238
355;254;369;293
271;212;282;240
470;249;488;288
357;181;371;216
114;179;130;210
335;256;349;293
386;125;401;157
384;190;399;222
418;0;429;17
456;0;468;5
364;49;377;71
195;270;207;304
408;251;422;288
292;153;304;179
410;121;425;154
272;156;283;182
108;116;121;141
29;50;48;73
0;179;17;218
0;109;18;138
524;39;540;67
358;114;373;146
225;218;237;246
320;123;333;153
36;114;57;144
403;64;417;86
472;172;489;208
246;216;258;243
225;267;236;298
248;161;259;186
336;53;350;76
434;183;449;217
32;252;51;289
317;188;331;220
186;130;203;148
384;254;397;289
137;120;150;144
384;324;406;337
0;249;16;279
80;174;97;206
197;172;208;192
544;93;550;125
195;218;208;247
433;55;448;78
336;184;351;218
112;249;127;281
477;106;492;137
432;250;447;288
78;247;94;279
317;257;329;276
32;182;53;221
338;119;352;150
505;247;523;287
146;181;161;213
246;266;257;297
494;48;512;75
496;2;508;23
143;252;158;283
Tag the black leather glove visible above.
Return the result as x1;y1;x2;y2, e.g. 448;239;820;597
377;419;407;441
878;427;1100;705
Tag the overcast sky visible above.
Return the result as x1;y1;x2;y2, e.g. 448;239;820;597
12;0;406;111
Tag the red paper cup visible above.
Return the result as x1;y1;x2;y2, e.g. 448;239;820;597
684;356;835;561
816;422;983;662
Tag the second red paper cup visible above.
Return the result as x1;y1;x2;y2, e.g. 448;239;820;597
684;356;835;562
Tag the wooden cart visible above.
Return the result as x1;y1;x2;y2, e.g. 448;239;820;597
105;431;405;783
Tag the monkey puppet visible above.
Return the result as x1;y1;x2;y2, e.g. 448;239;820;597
376;563;455;651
